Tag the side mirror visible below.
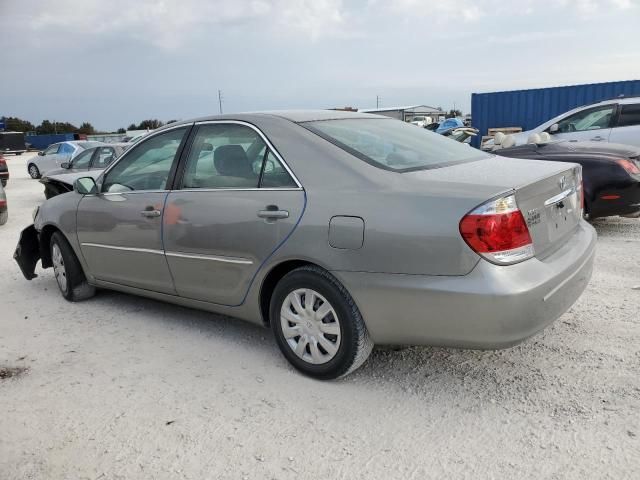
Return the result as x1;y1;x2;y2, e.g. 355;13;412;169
74;177;97;195
549;123;559;134
61;162;70;169
38;151;45;156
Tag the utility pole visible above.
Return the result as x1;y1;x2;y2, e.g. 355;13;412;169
376;95;380;109
218;90;223;114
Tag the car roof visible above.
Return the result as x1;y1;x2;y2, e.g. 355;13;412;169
161;110;387;130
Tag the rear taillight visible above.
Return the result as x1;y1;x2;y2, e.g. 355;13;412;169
615;158;640;175
0;200;6;207
459;194;534;265
575;167;584;215
0;158;6;166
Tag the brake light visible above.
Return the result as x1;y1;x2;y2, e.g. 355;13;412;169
616;158;640;175
0;157;6;166
459;194;534;265
575;167;584;215
0;200;6;207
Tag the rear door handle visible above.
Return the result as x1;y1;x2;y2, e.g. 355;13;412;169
141;208;161;218
258;206;289;219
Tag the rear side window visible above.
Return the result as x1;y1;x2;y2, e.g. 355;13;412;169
59;143;75;155
617;104;640;128
181;123;296;189
304;118;487;172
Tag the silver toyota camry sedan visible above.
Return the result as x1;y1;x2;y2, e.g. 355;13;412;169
14;111;596;379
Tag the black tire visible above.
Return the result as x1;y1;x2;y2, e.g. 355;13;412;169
50;231;95;302
15;152;22;156
0;210;7;226
28;164;40;179
1;179;6;187
270;265;373;380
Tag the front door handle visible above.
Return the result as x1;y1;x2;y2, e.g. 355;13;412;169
258;206;289;220
141;208;161;218
591;136;605;141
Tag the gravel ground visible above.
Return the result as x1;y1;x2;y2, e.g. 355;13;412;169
1;152;639;479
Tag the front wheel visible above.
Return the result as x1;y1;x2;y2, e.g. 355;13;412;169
28;164;40;179
50;232;96;301
270;266;373;380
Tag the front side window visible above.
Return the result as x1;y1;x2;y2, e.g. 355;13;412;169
44;144;60;155
102;127;187;193
181;123;295;189
556;105;615;133
71;148;94;169
617;104;640;128
304;118;487;172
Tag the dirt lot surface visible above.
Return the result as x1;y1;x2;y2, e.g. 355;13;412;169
1;152;639;479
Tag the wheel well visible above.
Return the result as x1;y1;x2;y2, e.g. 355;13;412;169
259;260;318;325
39;225;60;268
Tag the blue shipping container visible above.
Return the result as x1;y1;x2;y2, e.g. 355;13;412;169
471;79;640;147
24;133;76;150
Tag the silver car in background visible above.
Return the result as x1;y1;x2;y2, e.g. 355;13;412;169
27;141;105;178
14;111;596;379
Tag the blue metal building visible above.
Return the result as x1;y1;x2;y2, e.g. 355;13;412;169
471;79;640;147
24;133;77;150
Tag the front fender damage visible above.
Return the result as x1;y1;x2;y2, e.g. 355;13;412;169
13;224;40;280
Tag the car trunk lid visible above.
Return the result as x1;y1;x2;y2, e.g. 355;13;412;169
403;156;583;260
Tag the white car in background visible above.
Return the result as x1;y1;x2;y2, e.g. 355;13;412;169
27;141;105;178
483;97;640;150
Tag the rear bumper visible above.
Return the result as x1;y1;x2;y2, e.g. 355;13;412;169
333;221;596;348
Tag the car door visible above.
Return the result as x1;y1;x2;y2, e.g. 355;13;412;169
550;104;616;143
608;103;640;147
38;143;62;172
76;126;191;293
162;121;305;306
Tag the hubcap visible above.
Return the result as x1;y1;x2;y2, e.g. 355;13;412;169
51;244;67;292
29;166;38;178
280;288;341;365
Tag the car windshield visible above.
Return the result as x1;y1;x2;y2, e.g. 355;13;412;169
304;118;488;171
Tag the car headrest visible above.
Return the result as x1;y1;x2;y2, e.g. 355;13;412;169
501;135;516;148
527;133;541;144
539;132;551;143
214;145;252;177
494;132;505;145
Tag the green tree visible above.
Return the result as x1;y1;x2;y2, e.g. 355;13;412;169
127;123;137;131
137;119;164;130
3;116;35;132
77;122;96;135
445;109;462;119
117;127;126;134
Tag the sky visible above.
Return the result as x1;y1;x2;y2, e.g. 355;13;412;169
1;0;639;131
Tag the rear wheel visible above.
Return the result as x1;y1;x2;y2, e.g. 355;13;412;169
270;266;373;379
1;179;6;187
0;210;7;226
50;232;95;301
28;164;40;179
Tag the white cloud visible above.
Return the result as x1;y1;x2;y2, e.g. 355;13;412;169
23;0;351;49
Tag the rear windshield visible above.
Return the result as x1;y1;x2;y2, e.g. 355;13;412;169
304;118;488;172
